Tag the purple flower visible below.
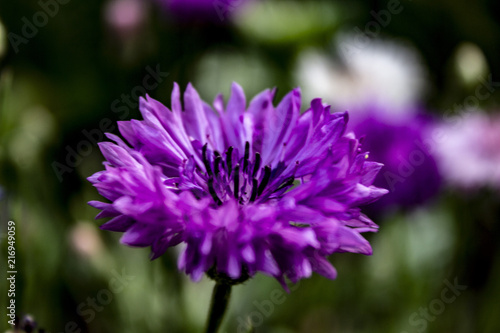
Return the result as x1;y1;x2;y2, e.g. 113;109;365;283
434;112;500;190
349;109;441;213
104;0;147;37
88;83;387;287
157;0;251;22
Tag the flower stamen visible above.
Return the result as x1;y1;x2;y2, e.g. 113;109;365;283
214;155;222;176
225;146;233;177
257;165;271;196
233;163;240;199
252;153;261;178
276;176;295;192
249;178;258;202
202;143;213;177
208;177;222;206
243;141;250;173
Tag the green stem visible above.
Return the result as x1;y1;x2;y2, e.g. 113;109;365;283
204;281;232;333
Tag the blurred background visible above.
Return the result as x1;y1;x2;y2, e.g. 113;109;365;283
1;0;500;332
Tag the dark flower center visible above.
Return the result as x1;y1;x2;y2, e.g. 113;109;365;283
200;141;296;206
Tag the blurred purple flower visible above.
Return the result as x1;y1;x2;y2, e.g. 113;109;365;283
434;112;500;190
158;0;251;22
349;109;441;213
88;83;387;287
104;0;147;37
295;38;440;214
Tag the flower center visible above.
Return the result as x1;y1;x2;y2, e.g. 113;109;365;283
200;142;296;206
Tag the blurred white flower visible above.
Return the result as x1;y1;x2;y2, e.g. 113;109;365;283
434;112;500;190
295;37;427;123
